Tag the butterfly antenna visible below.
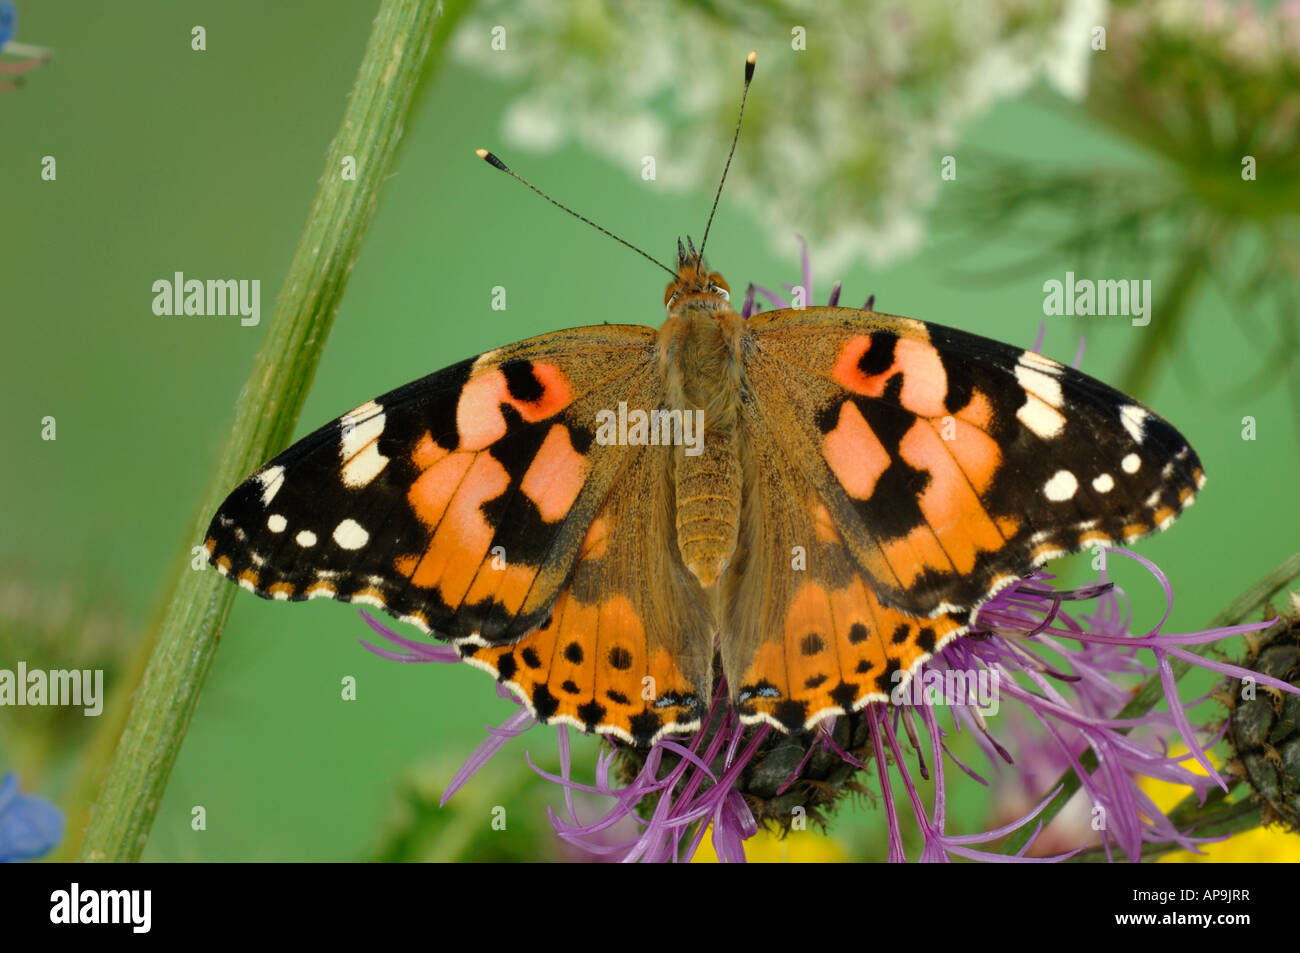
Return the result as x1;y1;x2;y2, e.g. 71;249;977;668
697;50;756;262
475;149;676;277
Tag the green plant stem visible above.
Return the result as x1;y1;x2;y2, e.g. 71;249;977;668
1005;551;1300;857
76;0;453;862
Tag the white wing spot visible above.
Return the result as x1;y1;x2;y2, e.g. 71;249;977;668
1017;397;1066;439
257;466;286;506
1019;350;1062;374
1145;489;1162;507
1122;453;1141;474
1044;470;1078;501
1092;473;1114;493
340;400;390;488
1120;405;1148;443
333;518;370;550
1015;364;1063;408
296;530;318;547
267;514;287;533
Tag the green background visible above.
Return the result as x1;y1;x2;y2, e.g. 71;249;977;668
1;2;1295;861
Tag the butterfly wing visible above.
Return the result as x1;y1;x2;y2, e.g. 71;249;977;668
722;392;967;731
742;306;1205;619
458;438;714;745
721;305;1204;730
205;325;664;645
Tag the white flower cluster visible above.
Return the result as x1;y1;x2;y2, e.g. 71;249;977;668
1121;0;1300;71
453;0;1106;271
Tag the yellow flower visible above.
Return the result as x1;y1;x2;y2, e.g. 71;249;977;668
693;826;847;863
1142;751;1300;863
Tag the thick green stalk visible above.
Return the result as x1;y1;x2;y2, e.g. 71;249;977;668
1005;551;1300;857
77;0;453;862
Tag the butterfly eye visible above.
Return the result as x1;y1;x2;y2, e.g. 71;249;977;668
710;285;730;301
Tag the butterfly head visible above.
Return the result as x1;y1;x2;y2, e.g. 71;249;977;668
665;236;731;315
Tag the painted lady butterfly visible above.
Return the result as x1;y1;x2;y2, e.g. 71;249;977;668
205;53;1204;748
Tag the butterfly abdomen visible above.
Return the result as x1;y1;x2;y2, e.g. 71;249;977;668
660;307;746;589
674;432;742;588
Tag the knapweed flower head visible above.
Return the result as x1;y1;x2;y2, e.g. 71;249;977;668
453;0;1103;271
0;772;63;862
1224;598;1300;833
0;1;51;93
359;251;1293;862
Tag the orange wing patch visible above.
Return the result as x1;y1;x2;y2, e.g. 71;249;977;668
733;556;966;733
455;361;575;449
460;589;702;746
401;449;511;602
519;424;587;522
896;418;1008;576
833;334;948;417
822;400;890;500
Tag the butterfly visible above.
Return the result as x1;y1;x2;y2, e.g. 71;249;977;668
205;53;1204;748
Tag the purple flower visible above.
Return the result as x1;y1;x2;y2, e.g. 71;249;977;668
740;236;875;317
357;247;1295;862
0;772;63;862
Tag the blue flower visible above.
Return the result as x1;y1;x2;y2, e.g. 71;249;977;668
0;1;15;49
0;772;64;862
0;0;51;93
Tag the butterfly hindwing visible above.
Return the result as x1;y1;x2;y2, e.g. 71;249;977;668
722;386;967;730
743;306;1205;619
205;325;662;645
459;439;714;745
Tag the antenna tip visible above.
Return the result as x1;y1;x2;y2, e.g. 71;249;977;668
475;148;509;172
745;50;757;80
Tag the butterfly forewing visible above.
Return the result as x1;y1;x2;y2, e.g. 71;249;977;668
205;325;663;645
743;306;1204;618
